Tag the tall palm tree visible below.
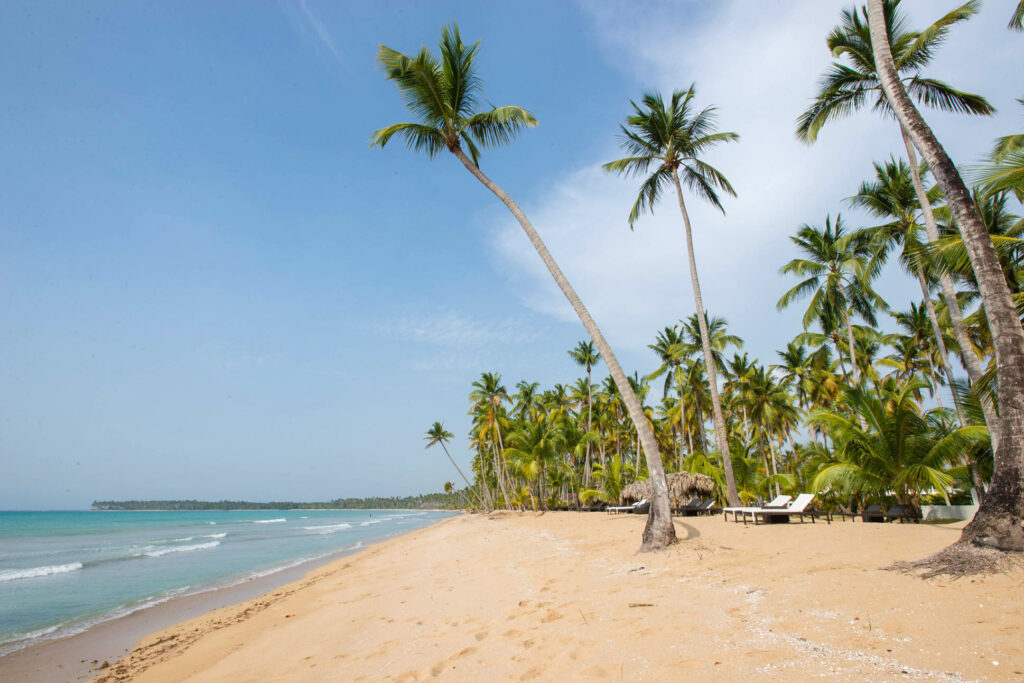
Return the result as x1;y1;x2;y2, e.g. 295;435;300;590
372;24;675;549
568;340;601;488
425;421;483;509
798;0;996;435
603;86;742;506
868;0;1024;551
777;216;886;384
469;372;512;508
850;157;974;428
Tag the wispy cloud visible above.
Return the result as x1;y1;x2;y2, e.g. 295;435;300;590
374;309;541;349
285;0;344;66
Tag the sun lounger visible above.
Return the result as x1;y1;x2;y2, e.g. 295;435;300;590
749;493;816;524
861;504;885;523
723;495;791;522
694;498;720;516
607;499;647;515
674;497;704;515
883;504;920;524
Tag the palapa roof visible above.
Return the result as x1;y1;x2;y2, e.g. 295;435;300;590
620;472;715;505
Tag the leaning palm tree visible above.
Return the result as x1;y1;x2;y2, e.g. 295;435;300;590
371;24;675;549
425;421;484;510
798;0;996;438
868;0;1024;553
603;86;742;506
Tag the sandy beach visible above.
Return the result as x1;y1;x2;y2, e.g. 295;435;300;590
25;511;1010;682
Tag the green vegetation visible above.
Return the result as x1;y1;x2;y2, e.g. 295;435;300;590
91;493;467;511
406;0;1024;558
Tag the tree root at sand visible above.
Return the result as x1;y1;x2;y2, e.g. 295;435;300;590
887;542;1024;579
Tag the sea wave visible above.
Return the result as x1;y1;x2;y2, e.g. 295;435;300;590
203;532;227;539
253;518;286;524
142;541;220;558
302;523;352;534
0;562;83;582
359;520;383;526
171;536;193;542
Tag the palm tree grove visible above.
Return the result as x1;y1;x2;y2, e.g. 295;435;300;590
375;0;1024;569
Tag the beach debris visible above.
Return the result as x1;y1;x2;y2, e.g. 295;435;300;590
99;661;110;669
578;608;589;625
628;603;655;608
628;566;645;573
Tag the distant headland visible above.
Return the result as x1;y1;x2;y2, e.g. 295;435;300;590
91;493;465;511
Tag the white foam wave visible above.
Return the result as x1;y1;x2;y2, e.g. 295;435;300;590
208;522;216;525
172;536;193;542
302;523;351;534
0;562;83;582
203;532;227;539
143;541;220;558
359;520;382;526
254;518;286;524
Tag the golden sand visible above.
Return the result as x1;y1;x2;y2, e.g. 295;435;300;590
92;512;1023;681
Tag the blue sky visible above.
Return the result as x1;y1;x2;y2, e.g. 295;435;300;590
1;1;1021;509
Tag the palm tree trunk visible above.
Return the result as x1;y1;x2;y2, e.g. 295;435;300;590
846;308;860;384
440;443;483;509
585;366;593;488
869;0;1024;550
901;125;1001;449
491;442;510;510
453;147;676;550
832;332;851;382
671;171;740;506
768;438;781;498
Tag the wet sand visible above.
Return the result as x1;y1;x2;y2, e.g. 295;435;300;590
60;511;1024;681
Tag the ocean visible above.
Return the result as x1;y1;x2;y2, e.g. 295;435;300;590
0;509;454;657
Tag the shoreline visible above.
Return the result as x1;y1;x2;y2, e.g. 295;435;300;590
0;517;458;683
60;513;1024;680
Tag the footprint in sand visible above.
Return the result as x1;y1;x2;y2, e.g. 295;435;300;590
503;629;522;638
474;630;488;641
540;611;564;623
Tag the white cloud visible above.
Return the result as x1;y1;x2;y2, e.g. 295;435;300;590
284;0;345;66
490;0;1024;365
375;309;541;349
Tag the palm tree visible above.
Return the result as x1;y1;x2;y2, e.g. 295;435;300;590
777;216;886;384
469;372;513;508
809;378;986;508
851;157;976;428
603;86;742;506
372;24;675;549
798;0;996;436
568;341;601;488
1011;1;1024;30
425;421;484;510
868;0;1024;551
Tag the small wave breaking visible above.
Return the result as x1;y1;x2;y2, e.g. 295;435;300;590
0;562;83;583
302;523;352;534
253;518;286;524
142;541;220;558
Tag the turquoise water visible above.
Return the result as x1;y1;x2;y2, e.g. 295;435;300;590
0;509;453;656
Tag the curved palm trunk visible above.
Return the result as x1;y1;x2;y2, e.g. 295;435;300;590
901;125;1001;453
870;0;1024;551
440;442;483;509
671;172;741;506
453;148;676;550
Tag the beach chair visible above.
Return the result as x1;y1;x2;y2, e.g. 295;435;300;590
695;498;721;516
676;498;706;516
749;493;816;524
883;504;920;524
723;495;791;522
861;504;885;523
607;499;647;515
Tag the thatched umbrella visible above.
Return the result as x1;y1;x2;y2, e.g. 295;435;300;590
620;472;715;506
